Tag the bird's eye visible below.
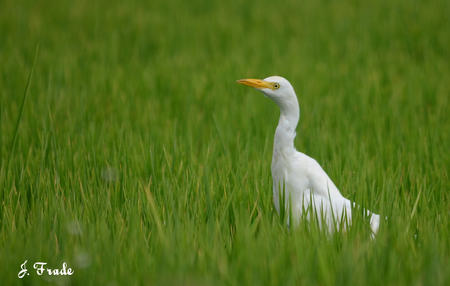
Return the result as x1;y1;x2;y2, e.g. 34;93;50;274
273;83;280;89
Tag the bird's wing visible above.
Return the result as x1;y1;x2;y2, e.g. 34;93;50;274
291;151;344;200
297;189;352;231
290;152;380;235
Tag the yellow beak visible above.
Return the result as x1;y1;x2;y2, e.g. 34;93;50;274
236;78;274;89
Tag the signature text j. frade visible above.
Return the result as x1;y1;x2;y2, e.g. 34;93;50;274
18;260;74;278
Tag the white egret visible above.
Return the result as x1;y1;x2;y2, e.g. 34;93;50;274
237;76;380;235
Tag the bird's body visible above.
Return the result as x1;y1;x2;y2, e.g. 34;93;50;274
238;76;380;235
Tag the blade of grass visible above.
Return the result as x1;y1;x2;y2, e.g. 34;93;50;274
212;114;229;157
3;44;40;178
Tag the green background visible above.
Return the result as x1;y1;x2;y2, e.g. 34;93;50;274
0;0;449;285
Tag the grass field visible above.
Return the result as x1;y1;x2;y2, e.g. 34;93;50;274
1;0;449;285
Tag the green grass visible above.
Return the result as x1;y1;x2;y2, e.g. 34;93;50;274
1;0;449;284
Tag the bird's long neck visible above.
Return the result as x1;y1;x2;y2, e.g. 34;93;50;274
273;96;300;154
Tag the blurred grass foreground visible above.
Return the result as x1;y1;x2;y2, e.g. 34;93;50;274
0;0;449;285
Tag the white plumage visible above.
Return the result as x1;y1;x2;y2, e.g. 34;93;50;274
237;76;380;235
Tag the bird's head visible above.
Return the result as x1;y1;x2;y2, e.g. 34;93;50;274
237;76;297;108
